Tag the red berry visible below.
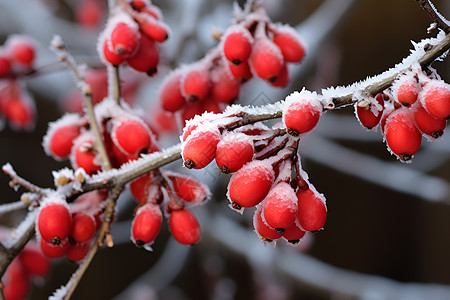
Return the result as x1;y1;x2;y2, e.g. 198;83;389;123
7;36;35;66
272;27;305;63
110;22;139;56
223;28;253;65
296;188;327;232
253;205;282;242
102;39;124;65
227;161;275;209
262;182;298;232
0;52;11;77
72;137;102;175
159;70;185;112
112;118;152;156
250;35;284;82
282;223;306;243
168;208;201;245
168;173;210;204
420;79;450;119
394;76;419;106
38;203;72;245
228;60;253;83
2;97;35;130
18;247;50;277
413;103;446;138
76;0;103;28
44;115;82;160
182;66;211;102
131;203;162;246
384;107;422;161
70;213;96;243
40;238;70;258
283;91;322;135
182;128;220;169
126;32;159;76
356;93;385;129
3;261;29;300
269;63;289;88
181;101;203;125
66;241;90;262
215;133;254;173
210;67;240;104
138;15;169;43
130;173;153;202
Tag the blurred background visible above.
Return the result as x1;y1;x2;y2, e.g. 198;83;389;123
0;0;450;299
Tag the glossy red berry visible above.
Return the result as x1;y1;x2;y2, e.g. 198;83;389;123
182;66;211;102
420;79;450;119
2;261;29;300
223;28;253;65
44;115;82;160
72;137;102;175
227;161;275;209
39;238;70;258
282;223;306;243
126;32;159;76
66;242;90;262
112;118;152;156
130;173;153;202
283;91;322;135
131;203;163;246
228;60;253;83
250;35;284;82
0;52;11;77
215;133;254;173
76;0;103;28
159;70;185;112
110;22;139;56
262;182;298;232
272;27;305;63
168;208;201;245
356;94;385;129
296;188;327;232
269;63;289;88
2;97;35;130
70;213;96;243
18;247;50;277
7;36;35;67
168;173;210;204
38;203;72;245
138;15;169;43
413;103;446;138
102;39;124;65
394;76;419;106
182;128;220;169
253;206;282;242
384;107;422;161
211;67;240;104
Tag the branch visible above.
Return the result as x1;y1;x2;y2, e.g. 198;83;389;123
416;0;450;34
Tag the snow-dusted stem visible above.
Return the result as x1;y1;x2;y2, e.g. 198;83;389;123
417;0;450;33
111;65;121;105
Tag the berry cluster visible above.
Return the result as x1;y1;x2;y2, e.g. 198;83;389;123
0;35;37;130
129;169;209;249
355;68;450;161
158;3;305;126
180;92;326;244
98;0;168;76
1;240;49;300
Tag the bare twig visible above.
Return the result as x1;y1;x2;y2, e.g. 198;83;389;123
416;0;450;34
2;163;49;197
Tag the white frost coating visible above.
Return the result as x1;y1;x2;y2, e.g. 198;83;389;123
4;209;38;248
220;23;254;50
391;70;420;103
42;113;85;159
252;205;278;247
321;31;448;105
263;182;297;215
49;34;64;53
419;78;450;116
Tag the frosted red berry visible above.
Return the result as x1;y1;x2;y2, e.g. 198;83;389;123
211;67;240;104
70;213;96;243
46;123;81;160
394;76;419;106
131;203;163;246
169;174;209;204
38;203;72;245
250;36;284;82
112;118;152;156
110;22;139;56
7;36;35;66
138;16;169;43
413;103;446;138
356;94;385;129
182;67;211;102
215;134;254;173
283;91;322;135
223;29;253;65
126;32;159;76
296;188;327;232
420;80;450;119
272;29;305;63
18;247;50;277
228;60;253;83
253;206;282;242
102;39;124;65
168;208;201;245
39;238;70;258
182;128;220;169
262;182;298;232
159;71;185;112
72;138;102;175
282;223;306;243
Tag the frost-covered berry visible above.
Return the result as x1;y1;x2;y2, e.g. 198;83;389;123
70;213;96;243
110;22;139;56
283;91;322;135
130;173;153;202
182;128;220;169
356;93;384;129
215;133;254;174
296;188;327;232
138;15;169;43
393;75;419;106
253;205;282;242
18;246;50;277
272;26;305;63
131;203;162;246
112;118;152;156
413;103;446;139
210;67;240;104
38;202;72;245
182;65;211;102
228;60;253;83
102;38;124;65
1;96;35;130
250;33;284;82
223;27;253;65
420;79;450;119
159;70;185;112
39;238;70;258
384;107;422;161
269;63;289;88
227;160;275;209
6;35;36;67
168;173;210;204
168;208;201;245
126;32;159;76
71;135;102;175
262;182;298;233
282;223;306;244
43;114;83;160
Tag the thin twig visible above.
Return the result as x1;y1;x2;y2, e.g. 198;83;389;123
2;163;48;197
416;0;450;34
111;65;121;105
